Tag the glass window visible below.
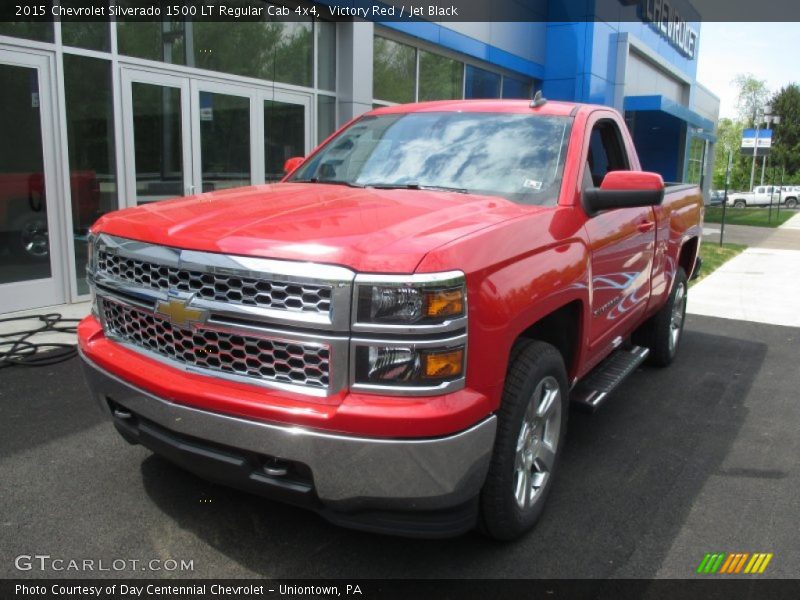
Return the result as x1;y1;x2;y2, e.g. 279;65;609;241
117;20;187;65
192;20;313;87
63;55;117;295
290;112;572;205
199;92;251;192
686;137;705;184
418;50;463;102
0;22;54;43
587;120;630;187
0;63;52;284
373;36;415;104
130;82;184;204
317;95;336;145
317;20;336;91
62;21;110;51
264;100;306;182
502;76;533;100
465;65;501;99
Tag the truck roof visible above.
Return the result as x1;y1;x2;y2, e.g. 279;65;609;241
368;99;582;117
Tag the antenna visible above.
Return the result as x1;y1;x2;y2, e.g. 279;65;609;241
530;90;547;108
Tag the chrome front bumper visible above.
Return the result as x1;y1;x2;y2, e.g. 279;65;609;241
80;351;496;514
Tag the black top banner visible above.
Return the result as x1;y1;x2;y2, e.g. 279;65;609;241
2;0;800;23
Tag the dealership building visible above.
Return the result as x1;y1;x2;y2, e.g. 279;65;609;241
0;0;719;313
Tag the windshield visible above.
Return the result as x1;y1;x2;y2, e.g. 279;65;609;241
289;111;572;205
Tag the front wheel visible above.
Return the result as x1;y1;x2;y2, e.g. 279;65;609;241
634;267;688;367
479;340;568;540
785;198;798;209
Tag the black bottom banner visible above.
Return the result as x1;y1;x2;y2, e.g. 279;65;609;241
3;579;800;600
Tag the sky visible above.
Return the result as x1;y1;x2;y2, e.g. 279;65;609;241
696;23;800;120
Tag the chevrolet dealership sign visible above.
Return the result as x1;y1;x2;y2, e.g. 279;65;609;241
741;129;773;156
640;0;699;59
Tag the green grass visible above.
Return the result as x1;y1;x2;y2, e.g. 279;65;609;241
704;206;796;228
692;241;747;287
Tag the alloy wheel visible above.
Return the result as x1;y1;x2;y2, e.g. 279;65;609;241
669;282;687;353
513;375;562;509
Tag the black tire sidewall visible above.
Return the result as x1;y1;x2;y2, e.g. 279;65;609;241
480;341;568;540
649;267;688;366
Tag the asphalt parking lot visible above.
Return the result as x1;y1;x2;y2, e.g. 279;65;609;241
1;314;798;579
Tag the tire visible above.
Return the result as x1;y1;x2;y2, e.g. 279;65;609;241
633;267;688;367
479;340;568;540
733;199;746;209
786;198;798;209
12;213;50;261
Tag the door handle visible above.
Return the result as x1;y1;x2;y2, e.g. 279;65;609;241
637;220;655;233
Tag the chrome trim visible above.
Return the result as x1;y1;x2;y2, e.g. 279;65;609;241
349;333;467;396
97;292;348;398
94;234;355;332
80;351;496;510
354;270;466;285
351;270;467;335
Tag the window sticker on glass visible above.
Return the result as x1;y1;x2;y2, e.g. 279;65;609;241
523;179;543;190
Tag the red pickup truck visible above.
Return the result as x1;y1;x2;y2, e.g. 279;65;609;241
79;99;703;539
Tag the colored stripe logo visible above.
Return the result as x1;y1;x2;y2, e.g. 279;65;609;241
696;552;773;574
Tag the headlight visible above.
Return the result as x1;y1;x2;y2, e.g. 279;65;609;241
86;232;96;276
350;271;468;394
352;338;466;391
353;271;466;328
86;232;99;318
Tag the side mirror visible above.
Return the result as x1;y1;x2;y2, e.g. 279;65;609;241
283;156;305;175
583;171;664;217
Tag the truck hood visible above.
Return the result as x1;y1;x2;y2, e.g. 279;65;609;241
93;183;532;273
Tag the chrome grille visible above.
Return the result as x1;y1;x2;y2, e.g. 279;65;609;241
101;299;330;390
97;250;332;315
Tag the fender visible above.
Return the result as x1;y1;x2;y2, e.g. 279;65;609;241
418;206;590;410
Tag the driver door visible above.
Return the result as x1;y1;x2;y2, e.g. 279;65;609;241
582;116;656;360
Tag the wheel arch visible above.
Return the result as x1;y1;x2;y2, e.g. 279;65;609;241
678;236;699;280
510;300;583;380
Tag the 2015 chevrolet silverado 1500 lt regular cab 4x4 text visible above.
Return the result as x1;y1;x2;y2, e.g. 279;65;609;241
78;99;703;540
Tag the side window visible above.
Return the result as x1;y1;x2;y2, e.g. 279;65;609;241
586;119;630;188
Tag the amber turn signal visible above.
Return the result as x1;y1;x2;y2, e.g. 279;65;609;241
423;349;464;379
424;288;464;319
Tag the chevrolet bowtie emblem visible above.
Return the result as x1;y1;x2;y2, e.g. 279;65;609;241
154;297;208;328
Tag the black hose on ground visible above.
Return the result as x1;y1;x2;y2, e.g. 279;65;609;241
0;313;79;368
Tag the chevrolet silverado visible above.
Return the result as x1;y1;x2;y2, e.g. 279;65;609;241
79;99;703;539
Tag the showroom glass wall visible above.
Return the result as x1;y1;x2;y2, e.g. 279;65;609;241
0;9;337;310
685;136;707;185
372;33;538;106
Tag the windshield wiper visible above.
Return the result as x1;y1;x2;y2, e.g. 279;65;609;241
363;182;469;194
291;178;364;188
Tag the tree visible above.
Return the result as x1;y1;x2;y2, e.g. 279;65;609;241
712;118;744;189
733;74;771;126
769;83;800;176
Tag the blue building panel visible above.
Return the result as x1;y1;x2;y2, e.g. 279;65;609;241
543;22;592;81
